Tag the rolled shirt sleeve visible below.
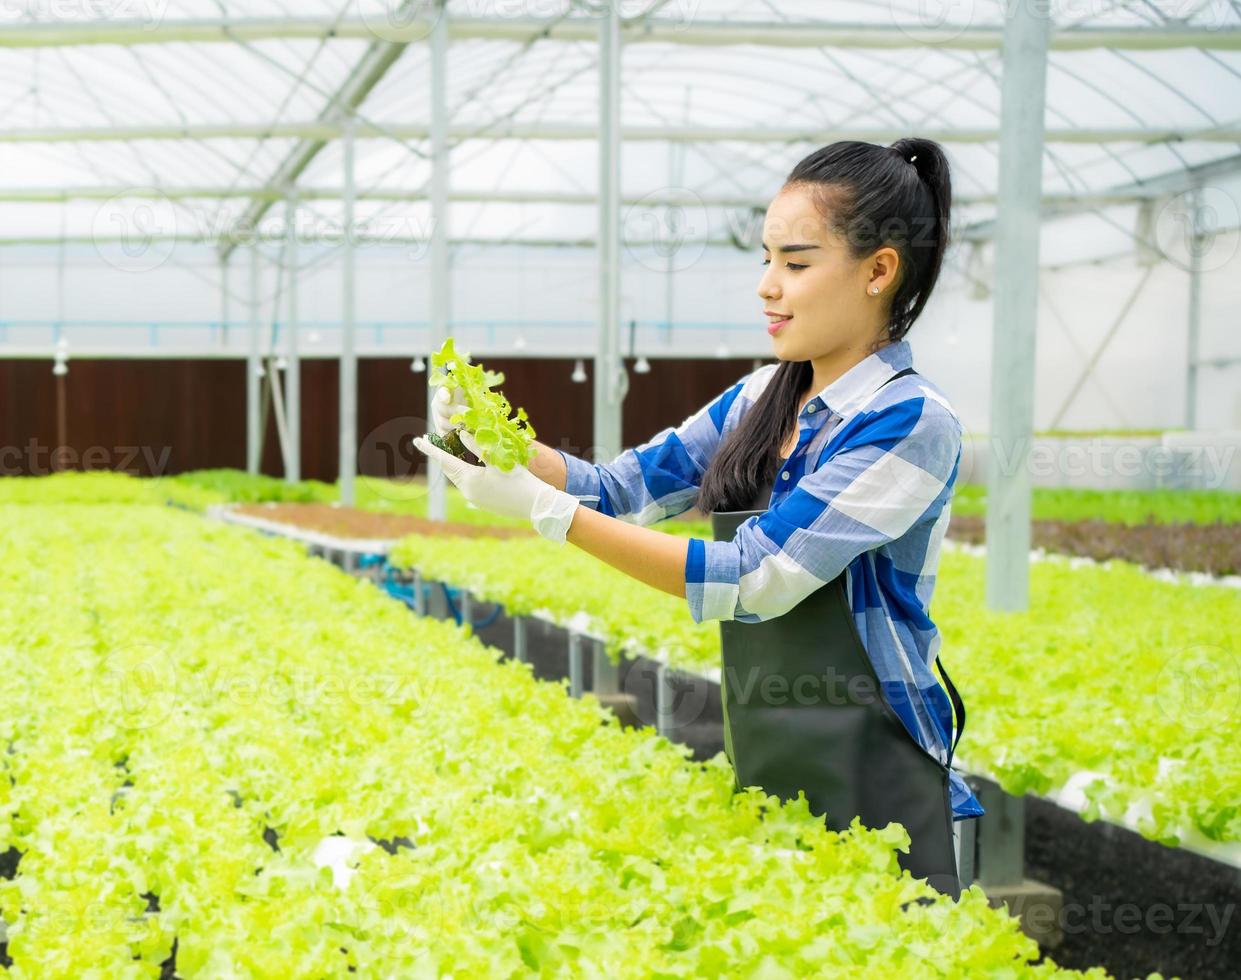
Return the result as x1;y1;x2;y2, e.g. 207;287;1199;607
556;372;756;526
558;450;607;509
685;398;963;624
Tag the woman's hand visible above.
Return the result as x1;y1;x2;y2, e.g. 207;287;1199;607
431;385;469;439
413;431;580;544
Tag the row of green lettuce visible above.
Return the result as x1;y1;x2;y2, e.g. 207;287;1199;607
0;505;1103;978
4;469;1239;526
0;470;521;527
949;484;1241;527
387;532;1241;851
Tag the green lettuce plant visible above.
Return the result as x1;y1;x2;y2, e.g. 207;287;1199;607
428;337;536;472
0;501;1104;977
390;529;1241;851
951;484;1241;526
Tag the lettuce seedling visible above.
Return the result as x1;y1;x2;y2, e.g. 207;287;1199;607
428;337;537;472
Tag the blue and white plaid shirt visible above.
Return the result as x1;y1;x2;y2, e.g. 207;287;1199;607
558;340;984;820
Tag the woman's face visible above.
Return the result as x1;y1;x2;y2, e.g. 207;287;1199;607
756;183;898;363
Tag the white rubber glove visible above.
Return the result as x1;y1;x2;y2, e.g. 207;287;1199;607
413;430;580;544
431;384;469;439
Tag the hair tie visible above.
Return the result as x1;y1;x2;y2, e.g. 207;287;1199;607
909;154;918;163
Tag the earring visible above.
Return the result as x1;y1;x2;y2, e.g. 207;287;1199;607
870;286;879;295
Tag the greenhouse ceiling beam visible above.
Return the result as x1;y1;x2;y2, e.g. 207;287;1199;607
1120;149;1241;194
959;150;1241;241
10;219;1240;248
7;122;1241;143
217;10;413;264
0;186;1179;207
3;17;1240;51
0;233;747;248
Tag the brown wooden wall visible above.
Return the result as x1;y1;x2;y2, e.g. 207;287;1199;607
0;357;761;481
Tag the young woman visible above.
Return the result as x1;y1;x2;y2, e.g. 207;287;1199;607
414;138;983;898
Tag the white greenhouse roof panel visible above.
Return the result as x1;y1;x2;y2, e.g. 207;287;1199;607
0;0;1235;254
0;39;371;129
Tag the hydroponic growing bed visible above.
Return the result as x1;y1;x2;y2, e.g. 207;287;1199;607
5;472;1233;977
0;501;1106;978
380;544;1240;979
387;532;1241;855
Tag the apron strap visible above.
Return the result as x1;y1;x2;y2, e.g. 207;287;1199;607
935;656;966;768
882;366;918;387
880;365;967;768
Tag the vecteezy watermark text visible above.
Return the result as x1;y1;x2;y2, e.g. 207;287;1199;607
1054;897;1233;947
0;439;173;477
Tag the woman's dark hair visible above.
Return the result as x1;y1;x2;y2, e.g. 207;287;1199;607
696;137;952;514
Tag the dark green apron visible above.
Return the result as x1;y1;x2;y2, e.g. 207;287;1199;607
712;366;964;898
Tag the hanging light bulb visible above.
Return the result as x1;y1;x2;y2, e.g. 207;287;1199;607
410;356;426;373
55;337;69;355
634;356;651;374
571;359;587;383
274;355;289;371
52;356;68;377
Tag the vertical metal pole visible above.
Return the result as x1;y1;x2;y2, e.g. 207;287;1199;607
655;664;671;737
975;779;1026;888
247;245;262;475
459;590;472;628
286;191;301;483
267;349;293;476
54;373;67;468
413;568;426;616
513;616;527;663
568;631;583;698
340;116;358;506
591;641;619;694
55;215;65;351
984;0;1051;612
427;0;450;522
427;578;447;619
219;255;229;347
594;4;624;462
955;817;977;889
664;111;686;340
53;215;69;456
1185;185;1203;431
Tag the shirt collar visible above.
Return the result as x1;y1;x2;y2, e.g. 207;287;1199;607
801;340;913;422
